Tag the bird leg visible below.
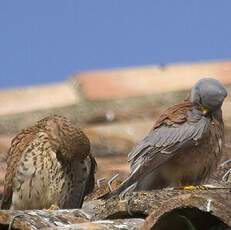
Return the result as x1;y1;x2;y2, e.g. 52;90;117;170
44;203;60;211
177;184;228;190
178;185;209;190
49;204;60;210
124;195;134;217
118;190;136;217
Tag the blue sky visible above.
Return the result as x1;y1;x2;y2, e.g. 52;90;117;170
0;1;231;89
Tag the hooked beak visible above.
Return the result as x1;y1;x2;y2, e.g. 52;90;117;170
201;107;210;115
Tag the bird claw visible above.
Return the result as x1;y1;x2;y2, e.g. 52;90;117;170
177;184;229;190
118;193;136;217
125;195;135;216
45;204;60;211
179;185;208;190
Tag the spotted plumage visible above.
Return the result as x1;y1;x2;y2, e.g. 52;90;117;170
1;115;96;210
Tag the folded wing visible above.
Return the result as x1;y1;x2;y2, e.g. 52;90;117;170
106;101;210;197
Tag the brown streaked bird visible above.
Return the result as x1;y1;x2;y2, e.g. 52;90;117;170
105;78;227;198
1;115;96;210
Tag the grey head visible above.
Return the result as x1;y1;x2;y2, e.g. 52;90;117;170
190;78;227;112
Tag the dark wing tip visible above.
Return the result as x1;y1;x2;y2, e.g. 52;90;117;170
0;188;12;209
84;154;97;196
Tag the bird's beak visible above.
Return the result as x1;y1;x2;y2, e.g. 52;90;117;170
201;107;209;115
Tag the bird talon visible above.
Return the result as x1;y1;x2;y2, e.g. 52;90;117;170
180;185;197;190
45;204;60;211
118;194;135;216
179;185;207;190
125;195;135;216
198;185;207;190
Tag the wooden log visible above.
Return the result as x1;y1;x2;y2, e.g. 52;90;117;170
0;185;230;229
83;185;231;222
0;209;90;230
140;189;231;229
41;218;144;230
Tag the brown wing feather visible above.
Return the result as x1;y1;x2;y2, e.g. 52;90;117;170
106;100;209;197
1;115;93;209
154;99;193;128
84;153;97;196
1;126;38;209
128;100;198;171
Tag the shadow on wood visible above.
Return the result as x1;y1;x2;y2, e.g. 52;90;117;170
144;207;230;230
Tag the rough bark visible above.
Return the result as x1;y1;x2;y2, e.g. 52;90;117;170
41;219;144;230
0;184;230;230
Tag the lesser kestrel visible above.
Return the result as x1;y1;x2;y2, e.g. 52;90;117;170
106;78;227;196
1;115;96;210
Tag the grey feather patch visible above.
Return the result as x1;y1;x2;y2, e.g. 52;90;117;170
128;112;210;173
192;118;209;141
